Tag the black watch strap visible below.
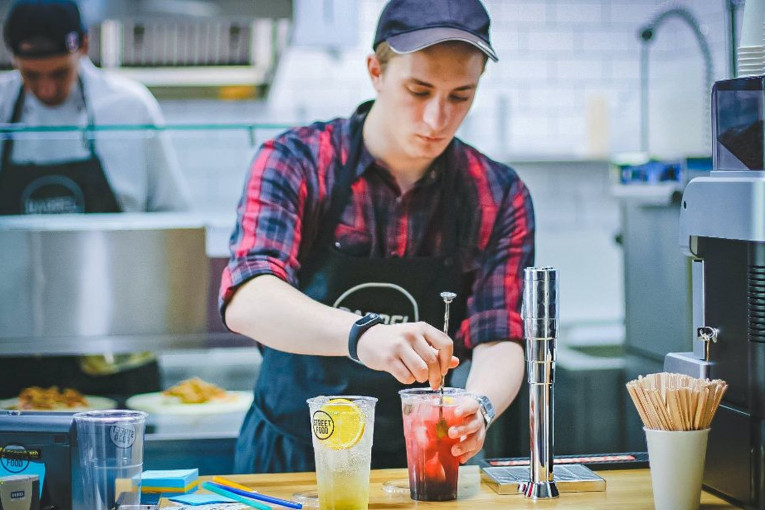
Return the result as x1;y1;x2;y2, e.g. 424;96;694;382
348;313;384;362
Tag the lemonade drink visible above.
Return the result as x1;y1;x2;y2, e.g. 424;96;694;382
399;387;469;501
307;395;377;510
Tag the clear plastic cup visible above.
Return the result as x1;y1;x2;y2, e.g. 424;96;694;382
74;410;147;510
399;387;471;501
307;396;376;510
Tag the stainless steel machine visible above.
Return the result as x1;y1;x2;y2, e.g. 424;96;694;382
665;75;765;509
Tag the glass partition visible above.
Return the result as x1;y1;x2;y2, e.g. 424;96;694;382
0;123;291;213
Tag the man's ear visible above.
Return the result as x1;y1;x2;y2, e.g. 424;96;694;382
366;54;383;92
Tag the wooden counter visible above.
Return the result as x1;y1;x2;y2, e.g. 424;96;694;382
159;467;738;509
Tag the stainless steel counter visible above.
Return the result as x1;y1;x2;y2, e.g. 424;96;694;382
0;212;238;356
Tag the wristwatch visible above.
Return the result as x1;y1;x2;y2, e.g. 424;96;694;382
473;394;496;429
348;313;384;363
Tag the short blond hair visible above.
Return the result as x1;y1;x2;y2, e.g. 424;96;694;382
374;40;488;73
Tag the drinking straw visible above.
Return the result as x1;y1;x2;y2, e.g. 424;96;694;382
212;475;259;493
205;481;303;509
202;482;272;510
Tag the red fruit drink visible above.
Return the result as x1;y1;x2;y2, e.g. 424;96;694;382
399;388;468;501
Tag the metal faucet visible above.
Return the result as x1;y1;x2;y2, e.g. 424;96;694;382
637;5;714;154
521;267;559;499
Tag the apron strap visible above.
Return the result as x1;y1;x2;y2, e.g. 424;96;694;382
2;75;96;169
312;101;460;256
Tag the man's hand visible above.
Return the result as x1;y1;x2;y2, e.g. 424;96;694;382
449;398;486;463
356;321;459;389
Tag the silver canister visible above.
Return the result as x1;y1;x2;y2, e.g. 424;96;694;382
521;266;559;499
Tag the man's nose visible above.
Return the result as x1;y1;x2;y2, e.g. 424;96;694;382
422;98;448;131
35;80;58;101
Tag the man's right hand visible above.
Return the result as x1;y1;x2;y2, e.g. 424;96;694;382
355;321;459;389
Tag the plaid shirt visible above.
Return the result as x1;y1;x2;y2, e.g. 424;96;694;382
221;105;535;349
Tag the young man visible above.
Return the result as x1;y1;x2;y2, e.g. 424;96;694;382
222;0;535;473
0;0;190;214
0;0;190;397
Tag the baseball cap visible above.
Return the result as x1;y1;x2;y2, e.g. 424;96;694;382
3;0;86;58
373;0;497;62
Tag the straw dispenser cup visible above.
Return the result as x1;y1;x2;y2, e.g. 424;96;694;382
521;267;559;500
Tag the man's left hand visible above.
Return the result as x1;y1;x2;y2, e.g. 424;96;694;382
448;397;486;464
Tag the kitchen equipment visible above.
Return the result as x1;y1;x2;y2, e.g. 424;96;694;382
0;214;208;359
664;75;765;509
521;267;559;499
0;412;78;510
0;475;39;510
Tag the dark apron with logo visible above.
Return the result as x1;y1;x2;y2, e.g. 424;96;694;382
235;102;471;473
0;79;121;215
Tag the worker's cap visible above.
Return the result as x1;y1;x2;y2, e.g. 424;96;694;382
3;0;86;58
373;0;497;62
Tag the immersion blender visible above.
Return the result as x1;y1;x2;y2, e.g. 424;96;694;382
521;267;559;499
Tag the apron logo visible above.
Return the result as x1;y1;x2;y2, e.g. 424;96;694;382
311;410;334;440
21;175;84;214
333;283;419;323
110;424;136;449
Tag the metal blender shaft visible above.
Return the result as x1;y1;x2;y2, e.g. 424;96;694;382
522;267;559;499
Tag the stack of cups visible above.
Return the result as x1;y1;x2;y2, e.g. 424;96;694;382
738;0;764;77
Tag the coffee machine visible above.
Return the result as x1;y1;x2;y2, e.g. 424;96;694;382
665;76;765;509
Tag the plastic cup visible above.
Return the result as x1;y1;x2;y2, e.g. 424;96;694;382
307;395;376;510
74;410;147;510
644;427;710;510
399;387;471;501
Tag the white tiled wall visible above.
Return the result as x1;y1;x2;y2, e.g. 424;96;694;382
263;0;731;160
159;0;735;333
162;0;733;203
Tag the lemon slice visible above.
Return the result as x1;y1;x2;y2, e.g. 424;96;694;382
313;398;365;450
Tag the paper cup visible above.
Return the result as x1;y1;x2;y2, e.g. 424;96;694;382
645;428;710;510
740;0;765;47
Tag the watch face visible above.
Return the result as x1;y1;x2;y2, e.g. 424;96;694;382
357;313;380;326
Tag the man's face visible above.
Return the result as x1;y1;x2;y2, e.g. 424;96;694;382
370;42;485;162
14;50;83;107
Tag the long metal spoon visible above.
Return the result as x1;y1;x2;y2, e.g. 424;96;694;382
436;291;456;437
439;291;457;392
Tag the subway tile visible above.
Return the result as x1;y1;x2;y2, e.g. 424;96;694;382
490;1;547;24
527;28;577;52
580;29;639;53
555;2;604;25
501;56;552;81
553;58;606;82
608;1;660;26
525;87;582;112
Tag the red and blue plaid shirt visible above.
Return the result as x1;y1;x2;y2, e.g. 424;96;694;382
221;105;535;349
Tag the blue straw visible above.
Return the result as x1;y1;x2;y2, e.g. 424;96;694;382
205;481;303;509
201;482;272;510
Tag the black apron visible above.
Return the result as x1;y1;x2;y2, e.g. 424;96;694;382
0;79;121;215
235;102;471;473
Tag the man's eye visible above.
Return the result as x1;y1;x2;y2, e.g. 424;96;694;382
450;95;470;103
409;89;429;97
